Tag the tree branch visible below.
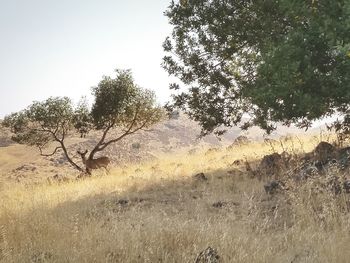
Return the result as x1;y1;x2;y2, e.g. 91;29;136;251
34;126;61;142
89;106;143;157
34;125;84;172
58;140;84;172
88;119;116;159
97;110;153;152
38;146;62;157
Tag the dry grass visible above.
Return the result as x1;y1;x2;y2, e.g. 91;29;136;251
0;134;349;262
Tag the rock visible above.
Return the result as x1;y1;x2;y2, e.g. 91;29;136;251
52;174;60;179
193;173;208;181
332;178;350;195
337;146;350;157
231;159;243;166
259;153;283;175
327;176;343;195
48;174;69;183
300;144;350;173
194;247;220;263
52;156;66;165
14;164;37;172
264;180;283;194
212;201;226;208
131;142;141;150
298;165;319;180
164;123;177;129
337;146;350;169
326;177;350;195
117;199;129;206
313;141;336;164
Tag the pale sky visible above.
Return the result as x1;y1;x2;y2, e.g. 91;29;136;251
0;0;173;118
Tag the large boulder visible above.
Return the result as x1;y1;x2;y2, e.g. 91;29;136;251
259;153;284;175
313;141;337;164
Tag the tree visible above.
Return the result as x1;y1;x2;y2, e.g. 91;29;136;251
87;69;164;164
163;0;350;135
3;97;84;171
3;69;164;174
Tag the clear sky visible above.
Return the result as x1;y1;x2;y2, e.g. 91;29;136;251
0;0;173;118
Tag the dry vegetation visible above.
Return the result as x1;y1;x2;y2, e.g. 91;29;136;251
0;134;350;262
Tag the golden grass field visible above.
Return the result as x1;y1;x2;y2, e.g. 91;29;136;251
1;134;350;262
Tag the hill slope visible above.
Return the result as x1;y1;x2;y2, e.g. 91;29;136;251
1;135;349;262
0;113;313;185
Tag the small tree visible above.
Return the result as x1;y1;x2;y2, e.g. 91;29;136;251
2;69;164;174
3;97;84;171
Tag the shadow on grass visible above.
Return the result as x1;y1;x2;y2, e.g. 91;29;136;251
4;160;294;262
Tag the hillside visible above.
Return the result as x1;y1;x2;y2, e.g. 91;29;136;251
0;113;315;185
1;133;350;262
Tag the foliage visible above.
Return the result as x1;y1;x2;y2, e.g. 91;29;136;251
87;69;164;161
3;97;74;147
2;69;164;173
73;97;93;138
3;97;83;171
163;0;350;135
91;69;163;132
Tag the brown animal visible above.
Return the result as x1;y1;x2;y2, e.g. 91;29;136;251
77;150;110;174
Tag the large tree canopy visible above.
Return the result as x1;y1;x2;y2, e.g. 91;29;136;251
163;0;350;135
3;69;164;174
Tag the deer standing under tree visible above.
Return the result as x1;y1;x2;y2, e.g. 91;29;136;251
2;69;164;176
77;150;110;174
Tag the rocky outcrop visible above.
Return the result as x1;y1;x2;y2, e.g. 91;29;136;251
264;141;350;195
